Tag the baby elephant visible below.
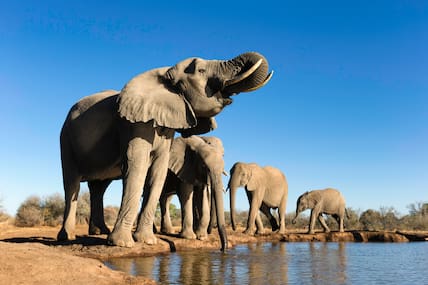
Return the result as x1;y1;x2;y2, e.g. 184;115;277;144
292;188;348;234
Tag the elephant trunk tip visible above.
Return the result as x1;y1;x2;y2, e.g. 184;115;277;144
292;218;297;224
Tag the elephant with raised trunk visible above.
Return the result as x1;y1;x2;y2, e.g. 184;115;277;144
228;162;288;235
292;188;348;234
158;135;225;241
58;52;273;251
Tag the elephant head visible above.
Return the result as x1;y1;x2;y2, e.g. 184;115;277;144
292;191;315;224
118;52;272;136
227;162;262;231
169;135;227;249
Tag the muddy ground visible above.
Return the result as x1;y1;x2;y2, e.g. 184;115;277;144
0;223;427;284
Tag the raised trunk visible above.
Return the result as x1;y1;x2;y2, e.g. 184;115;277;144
221;52;271;94
210;172;228;252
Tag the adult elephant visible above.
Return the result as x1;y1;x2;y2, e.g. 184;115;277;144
292;188;348;234
57;52;272;251
158;135;225;241
228;162;288;235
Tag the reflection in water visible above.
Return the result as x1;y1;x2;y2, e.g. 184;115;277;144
106;243;291;285
309;242;347;284
105;242;428;285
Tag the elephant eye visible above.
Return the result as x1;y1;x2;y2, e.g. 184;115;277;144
198;68;206;74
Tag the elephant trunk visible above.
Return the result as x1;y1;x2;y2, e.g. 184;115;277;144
221;52;272;94
292;215;298;224
292;207;301;224
228;175;240;231
210;172;228;252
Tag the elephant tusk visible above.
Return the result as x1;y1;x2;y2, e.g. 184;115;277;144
224;59;263;87
242;70;274;92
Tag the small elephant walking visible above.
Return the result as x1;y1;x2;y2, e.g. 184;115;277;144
228;162;288;235
292;188;348;234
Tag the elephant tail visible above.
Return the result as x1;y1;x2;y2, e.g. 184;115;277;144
345;208;350;219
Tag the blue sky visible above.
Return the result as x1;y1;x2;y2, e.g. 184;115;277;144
1;1;427;216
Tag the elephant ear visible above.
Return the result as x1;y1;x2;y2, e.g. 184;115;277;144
117;67;197;128
246;164;262;191
169;136;206;186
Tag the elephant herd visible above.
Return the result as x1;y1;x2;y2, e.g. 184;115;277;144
57;52;347;252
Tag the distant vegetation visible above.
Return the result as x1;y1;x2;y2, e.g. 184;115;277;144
0;198;11;223
10;193;428;231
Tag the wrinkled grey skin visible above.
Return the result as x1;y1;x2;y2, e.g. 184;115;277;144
292;188;348;234
228;162;288;235
57;52;272;251
158;136;225;241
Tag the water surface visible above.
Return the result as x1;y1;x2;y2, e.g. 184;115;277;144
106;242;428;284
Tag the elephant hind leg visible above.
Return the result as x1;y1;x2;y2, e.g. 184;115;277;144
318;214;330;233
260;203;279;232
88;179;112;235
57;173;81;241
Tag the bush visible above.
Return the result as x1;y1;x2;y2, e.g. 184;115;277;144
76;191;90;225
0;199;11;223
15;196;43;227
359;209;383;231
43;193;65;226
104;206;119;226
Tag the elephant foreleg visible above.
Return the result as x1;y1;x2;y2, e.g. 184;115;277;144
244;191;261;236
177;183;197;239
195;185;210;241
88;179;112;235
108;138;151;247
160;192;174;234
308;209;318;234
134;150;171;245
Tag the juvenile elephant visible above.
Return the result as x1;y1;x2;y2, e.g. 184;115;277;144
158;135;225;241
292;188;348;234
228;162;288;235
57;52;273;250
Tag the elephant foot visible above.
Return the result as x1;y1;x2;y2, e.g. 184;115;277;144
255;229;265;235
180;229;197;240
196;230;208;241
89;223;111;235
307;230;315;234
277;225;286;234
243;228;256;236
133;230;158;245
57;227;75;241
160;226;174;234
108;229;135;247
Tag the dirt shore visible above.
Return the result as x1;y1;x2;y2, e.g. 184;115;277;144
1;223;427;284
